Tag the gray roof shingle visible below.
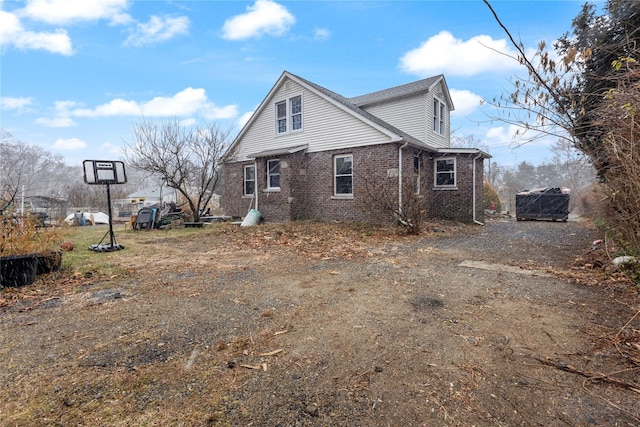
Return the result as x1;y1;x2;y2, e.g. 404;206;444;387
349;75;443;106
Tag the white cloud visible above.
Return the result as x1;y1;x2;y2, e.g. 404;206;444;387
313;27;330;41
400;31;520;77
20;0;130;25
449;89;483;116
180;118;197;127
202;104;238;120
36;116;76;127
222;0;295;40
0;9;73;55
124;15;189;47
99;142;124;156
484;124;536;149
1;96;34;112
40;88;238;121
237;111;254;129
52;137;86;150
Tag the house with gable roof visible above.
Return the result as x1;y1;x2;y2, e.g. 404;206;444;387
221;71;490;224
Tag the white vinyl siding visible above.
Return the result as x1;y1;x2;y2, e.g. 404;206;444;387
230;79;395;162
360;90;449;148
363;94;425;140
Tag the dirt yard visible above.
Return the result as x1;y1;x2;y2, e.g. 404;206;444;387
1;218;639;426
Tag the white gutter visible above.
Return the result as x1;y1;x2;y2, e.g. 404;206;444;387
398;141;409;215
472;152;484;226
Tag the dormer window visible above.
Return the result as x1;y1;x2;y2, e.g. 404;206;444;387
276;95;303;134
433;98;445;135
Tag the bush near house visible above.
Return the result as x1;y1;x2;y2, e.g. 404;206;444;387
483;181;501;212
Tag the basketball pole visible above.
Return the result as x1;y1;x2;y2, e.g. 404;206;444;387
89;183;125;252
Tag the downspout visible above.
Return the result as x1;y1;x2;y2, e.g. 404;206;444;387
472;152;484;226
253;160;259;211
398;141;409;215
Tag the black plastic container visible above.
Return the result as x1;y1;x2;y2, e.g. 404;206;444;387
0;254;38;287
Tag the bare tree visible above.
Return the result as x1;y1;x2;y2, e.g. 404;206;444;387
0;132;72;212
124;117;232;222
362;175;428;235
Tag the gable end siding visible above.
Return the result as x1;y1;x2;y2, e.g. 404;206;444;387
228;78;396;163
360;87;450;148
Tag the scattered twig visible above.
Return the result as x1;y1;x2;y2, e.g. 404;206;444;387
240;364;261;370
533;355;640;393
614;309;640;343
259;348;283;357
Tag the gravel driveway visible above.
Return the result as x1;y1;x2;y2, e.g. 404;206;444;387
2;217;639;426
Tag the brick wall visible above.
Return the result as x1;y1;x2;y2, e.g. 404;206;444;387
428;153;484;223
221;146;484;224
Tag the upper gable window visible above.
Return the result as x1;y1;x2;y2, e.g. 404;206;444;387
291;95;302;131
433;98;445;135
276;101;287;133
276;95;303;134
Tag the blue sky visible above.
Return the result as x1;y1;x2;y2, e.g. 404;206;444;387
1;0;590;167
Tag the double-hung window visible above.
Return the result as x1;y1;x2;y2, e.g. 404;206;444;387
434;158;456;188
267;159;280;190
290;95;302;131
433;98;445;135
244;164;255;196
334;154;353;196
275;95;302;134
413;155;421;194
276;101;287;133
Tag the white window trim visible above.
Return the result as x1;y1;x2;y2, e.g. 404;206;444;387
266;159;280;190
434;157;457;189
243;164;255;197
414;155;421;195
334;154;353;197
275;101;287;134
275;94;303;135
433;97;446;135
290;95;303;132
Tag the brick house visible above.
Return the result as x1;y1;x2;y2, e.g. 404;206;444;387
221;71;490;224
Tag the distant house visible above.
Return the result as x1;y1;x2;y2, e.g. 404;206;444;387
221;71;490;224
23;196;68;222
